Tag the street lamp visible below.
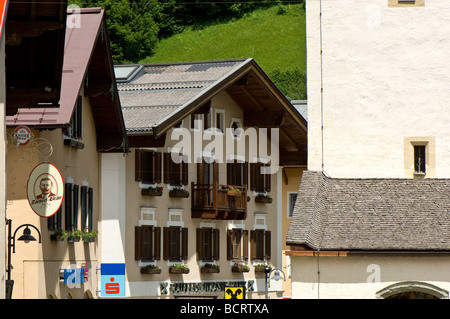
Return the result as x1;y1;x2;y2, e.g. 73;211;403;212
5;219;42;299
264;266;286;299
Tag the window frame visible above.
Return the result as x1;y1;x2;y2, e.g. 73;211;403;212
135;225;161;262
250;162;271;192
250;229;271;261
164;152;188;186
135;149;163;185
163;226;188;262
227;228;248;261
227;161;248;187
197;228;220;262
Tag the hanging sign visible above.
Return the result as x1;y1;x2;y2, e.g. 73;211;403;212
13;126;32;146
27;162;64;218
101;263;126;297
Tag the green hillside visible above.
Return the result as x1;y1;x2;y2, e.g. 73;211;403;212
140;4;307;100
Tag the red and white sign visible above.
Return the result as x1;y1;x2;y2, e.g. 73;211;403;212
13;126;32;146
27;162;64;218
0;0;9;43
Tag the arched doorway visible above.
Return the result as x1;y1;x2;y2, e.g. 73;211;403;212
376;281;448;299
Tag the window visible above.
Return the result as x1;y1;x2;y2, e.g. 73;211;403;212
197;228;220;262
135;226;161;262
288;193;298;218
388;0;424;7
227;161;248;187
414;145;426;174
64;95;82;140
250;163;271;192
135;149;162;184
64;182;79;231
164;152;188;185
227;229;248;261
215;109;224;133
163;227;188;261
250;230;271;261
190;114;203;131
81;186;93;232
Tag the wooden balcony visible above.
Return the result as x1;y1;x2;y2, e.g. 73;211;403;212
191;183;247;220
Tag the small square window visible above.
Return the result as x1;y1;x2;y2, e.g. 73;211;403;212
414;145;426;174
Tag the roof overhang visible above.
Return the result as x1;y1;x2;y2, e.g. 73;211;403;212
5;0;67;116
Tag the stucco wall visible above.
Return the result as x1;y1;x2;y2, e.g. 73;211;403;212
307;0;450;178
291;255;450;299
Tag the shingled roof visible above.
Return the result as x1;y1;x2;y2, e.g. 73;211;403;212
286;171;450;251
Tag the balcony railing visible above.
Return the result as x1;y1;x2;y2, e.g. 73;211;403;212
191;182;247;220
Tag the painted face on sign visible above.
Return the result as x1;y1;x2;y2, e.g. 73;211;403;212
38;178;54;197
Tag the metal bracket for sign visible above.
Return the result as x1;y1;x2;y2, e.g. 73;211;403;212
6;128;54;206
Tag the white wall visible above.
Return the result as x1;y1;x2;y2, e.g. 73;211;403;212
291;255;450;299
0;32;6;299
307;0;450;178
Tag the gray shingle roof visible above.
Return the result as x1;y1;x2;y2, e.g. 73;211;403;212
115;60;247;133
286;171;450;251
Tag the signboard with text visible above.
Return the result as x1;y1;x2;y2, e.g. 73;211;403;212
27;162;64;218
0;0;8;43
101;263;125;298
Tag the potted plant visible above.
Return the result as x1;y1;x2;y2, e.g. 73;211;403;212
140;265;161;274
255;193;272;203
169;264;190;274
232;262;250;273
83;230;98;243
254;263;271;273
169;187;189;198
226;186;241;196
200;263;220;273
141;186;163;196
50;229;68;241
68;228;83;242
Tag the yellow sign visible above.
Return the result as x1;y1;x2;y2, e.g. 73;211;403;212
224;287;245;299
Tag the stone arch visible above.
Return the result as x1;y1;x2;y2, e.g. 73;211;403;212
376;281;449;299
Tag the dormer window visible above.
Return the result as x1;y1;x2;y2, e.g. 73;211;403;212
414;145;426;175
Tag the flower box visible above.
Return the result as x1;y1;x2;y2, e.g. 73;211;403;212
255;196;272;204
82;231;98;243
254;265;271;273
141;187;163;196
169;265;190;274
141;266;161;274
50;229;68;241
232;264;250;273
169;189;189;198
227;190;241;197
201;264;220;273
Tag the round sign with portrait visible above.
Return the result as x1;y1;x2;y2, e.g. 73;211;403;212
27;162;64;218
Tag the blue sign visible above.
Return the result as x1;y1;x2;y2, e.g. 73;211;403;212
101;263;125;297
64;268;85;285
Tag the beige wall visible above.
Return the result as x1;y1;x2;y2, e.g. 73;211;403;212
122;91;284;298
281;167;304;298
6;88;101;299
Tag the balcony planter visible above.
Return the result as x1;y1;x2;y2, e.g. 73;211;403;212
50;229;68;241
254;264;271;273
141;186;163;197
226;186;242;197
82;231;98;243
141;266;161;274
255;194;272;204
68;229;83;242
232;263;250;273
201;264;220;273
169;188;189;198
169;264;190;274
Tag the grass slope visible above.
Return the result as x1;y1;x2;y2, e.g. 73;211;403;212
140;4;306;99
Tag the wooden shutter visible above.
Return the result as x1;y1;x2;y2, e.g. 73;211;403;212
181;228;188;260
155;152;162;183
73;184;79;229
250;230;257;260
264;165;271;192
213;229;220;261
135;149;143;181
196;228;203;261
65;183;73;230
163;153;170;184
163;227;170;260
135;226;143;260
154;227;161;260
243;230;248;260
243;162;248;188
182;160;188;185
265;231;271;260
80;186;87;231
250;163;256;191
88;187;93;232
142;150;154;184
227;230;232;260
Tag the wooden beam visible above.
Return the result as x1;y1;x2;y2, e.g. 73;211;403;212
128;133;166;148
243;110;284;127
5;21;65;45
279;151;307;166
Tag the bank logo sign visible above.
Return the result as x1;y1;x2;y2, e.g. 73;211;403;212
224;286;245;299
27;162;64;218
101;263;126;298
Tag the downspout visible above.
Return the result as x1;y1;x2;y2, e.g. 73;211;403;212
319;0;325;172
